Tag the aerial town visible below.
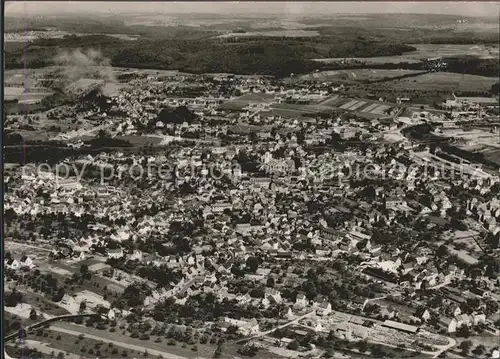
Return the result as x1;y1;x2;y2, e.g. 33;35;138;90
3;2;500;359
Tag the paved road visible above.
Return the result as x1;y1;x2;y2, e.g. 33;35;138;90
236;311;315;344
361;295;388;311
431;337;457;358
49;325;188;359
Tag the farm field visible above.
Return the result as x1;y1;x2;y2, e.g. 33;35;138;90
5;87;53;104
217;29;320;38
408;43;499;59
384;72;499;92
315;96;396;115
481;148;500;166
220;92;276;110
268;96;396;119
299;69;423;81
313;56;421;65
5;86;25;100
313;43;499;64
66;78;104;93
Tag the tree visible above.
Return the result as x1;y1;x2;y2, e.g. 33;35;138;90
79;301;87;314
286;340;299;351
490;82;500;95
237;344;259;357
245;256;260;273
79;264;91;280
456;325;470;338
29;308;38;320
5;289;23;307
98;129;110;138
472;345;485;356
214;342;223;358
249;132;258;144
459;340;472;355
266;277;275;288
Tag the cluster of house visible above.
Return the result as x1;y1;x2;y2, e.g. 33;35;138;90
4;68;500;355
5;255;36;270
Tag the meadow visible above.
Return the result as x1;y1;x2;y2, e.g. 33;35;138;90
299;69;423;82
385;72;499;92
313;44;499;65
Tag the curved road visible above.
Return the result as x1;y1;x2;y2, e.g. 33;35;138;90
236;310;315;344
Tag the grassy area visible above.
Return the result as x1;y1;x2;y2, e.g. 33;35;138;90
51;322;238;359
483;149;500;166
116;135;164;147
5;344;52;359
409;44;499;59
299;69;423;82
385;72;498;92
29;328;144;358
21;290;72;316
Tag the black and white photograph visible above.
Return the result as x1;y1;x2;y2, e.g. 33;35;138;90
3;1;500;359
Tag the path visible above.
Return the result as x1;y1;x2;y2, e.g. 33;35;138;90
362;295;388;311
49;326;188;359
431;336;457;358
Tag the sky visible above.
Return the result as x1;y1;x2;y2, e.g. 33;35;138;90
5;1;500;18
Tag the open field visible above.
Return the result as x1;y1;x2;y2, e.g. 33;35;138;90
384;72;499;92
5;86;26;100
314;44;499;64
409;43;499;59
313;56;422;65
5;89;54;105
116;135;164;147
299;69;423;81
316;96;396;115
483;149;500;166
217;29;320;38
50;322;240;359
66;78;104;94
220;92;277;110
266;96;396;120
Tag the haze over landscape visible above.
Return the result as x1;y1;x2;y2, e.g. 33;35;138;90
6;1;500;17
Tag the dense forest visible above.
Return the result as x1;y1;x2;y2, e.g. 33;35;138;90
1;35;420;77
4;14;499;77
443;57;500;78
